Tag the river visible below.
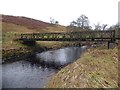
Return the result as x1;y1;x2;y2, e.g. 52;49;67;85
2;46;87;88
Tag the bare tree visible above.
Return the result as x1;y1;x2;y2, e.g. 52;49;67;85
50;17;55;24
102;24;107;30
76;14;89;29
50;17;59;25
84;26;92;30
70;20;77;27
94;22;101;30
108;23;119;30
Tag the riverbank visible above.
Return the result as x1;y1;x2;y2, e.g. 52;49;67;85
2;39;82;63
47;46;118;88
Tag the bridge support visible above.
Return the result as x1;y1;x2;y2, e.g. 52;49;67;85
108;41;115;49
22;40;36;46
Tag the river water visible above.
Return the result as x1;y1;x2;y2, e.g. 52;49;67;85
2;46;87;88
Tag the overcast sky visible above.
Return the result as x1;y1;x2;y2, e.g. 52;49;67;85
0;0;119;27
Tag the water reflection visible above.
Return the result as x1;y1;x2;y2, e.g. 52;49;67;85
2;61;57;88
2;46;87;88
36;46;87;67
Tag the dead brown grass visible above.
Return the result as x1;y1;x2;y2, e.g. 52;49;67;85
47;47;118;88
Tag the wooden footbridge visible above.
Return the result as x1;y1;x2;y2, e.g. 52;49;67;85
15;30;120;48
16;30;119;42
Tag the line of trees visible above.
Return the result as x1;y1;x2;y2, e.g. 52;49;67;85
69;14;119;31
69;14;109;31
49;15;119;31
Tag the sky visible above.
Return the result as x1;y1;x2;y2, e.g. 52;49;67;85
0;0;119;27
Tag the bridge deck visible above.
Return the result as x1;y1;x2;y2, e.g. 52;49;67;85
16;30;119;41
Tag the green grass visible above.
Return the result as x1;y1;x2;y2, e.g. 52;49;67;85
2;32;27;49
47;47;118;88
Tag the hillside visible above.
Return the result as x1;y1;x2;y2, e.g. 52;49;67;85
2;14;84;51
2;14;83;63
2;14;50;30
2;14;70;50
2;14;68;33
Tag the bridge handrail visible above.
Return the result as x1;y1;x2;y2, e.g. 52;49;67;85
15;30;119;41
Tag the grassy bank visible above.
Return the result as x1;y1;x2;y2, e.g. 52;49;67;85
2;18;84;61
2;31;82;62
47;47;118;88
2;23;82;58
2;21;68;61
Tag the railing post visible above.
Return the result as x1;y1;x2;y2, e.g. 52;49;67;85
111;30;116;43
113;30;116;42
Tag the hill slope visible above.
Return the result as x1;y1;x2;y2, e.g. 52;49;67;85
2;14;67;33
2;14;50;29
2;14;69;50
